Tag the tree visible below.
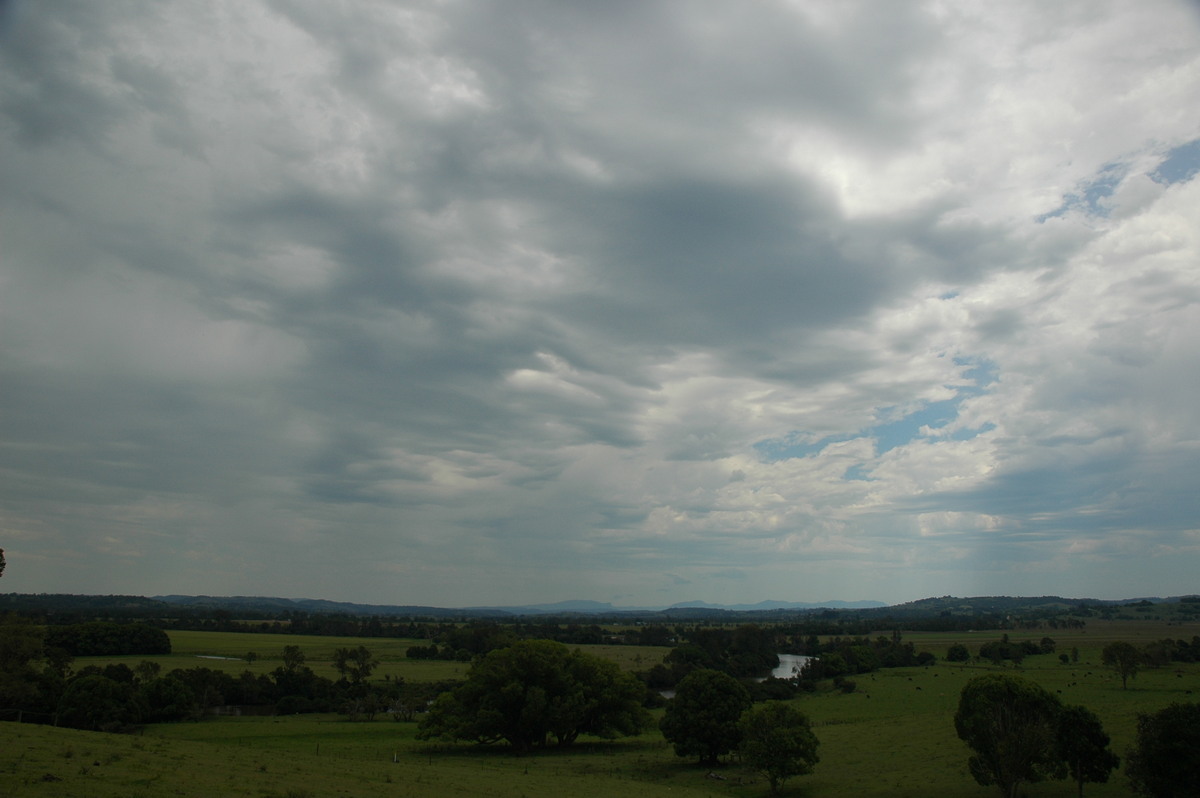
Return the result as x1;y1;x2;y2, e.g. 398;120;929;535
280;645;305;672
134;660;162;684
954;673;1064;798
738;701;820;795
57;674;146;731
140;675;198;722
333;645;378;685
417;639;648;753
1126;702;1200;797
0;547;5;578
0;612;46;711
1056;704;1119;798
1102;641;1142;689
946;643;970;662
44;622;170;656
979;635;1026;665
660;668;752;766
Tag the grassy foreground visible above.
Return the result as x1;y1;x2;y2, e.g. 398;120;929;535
3;623;1199;797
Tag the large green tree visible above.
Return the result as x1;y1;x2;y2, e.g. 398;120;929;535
1101;641;1142;689
1125;701;1200;797
954;673;1064;798
660;668;752;766
1056;704;1119;798
416;639;648;753
738;701;820;795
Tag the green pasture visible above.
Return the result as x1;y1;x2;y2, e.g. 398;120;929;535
897;618;1200;659
72;630;458;683
5;654;1198;797
73;630;672;685
5;621;1200;797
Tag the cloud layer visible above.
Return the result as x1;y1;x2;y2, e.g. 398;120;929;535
2;0;1199;605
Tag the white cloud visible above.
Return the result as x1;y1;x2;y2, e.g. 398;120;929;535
1;0;1198;606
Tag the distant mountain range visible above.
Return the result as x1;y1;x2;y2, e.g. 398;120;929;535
143;593;1197;619
151;594;887;617
4;591;1192;620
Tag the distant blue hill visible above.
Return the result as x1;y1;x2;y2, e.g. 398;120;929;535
152;594;886;616
139;593;1195;618
668;599;887;611
5;592;1192;619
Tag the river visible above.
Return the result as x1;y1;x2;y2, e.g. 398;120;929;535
660;654;814;697
764;653;812;680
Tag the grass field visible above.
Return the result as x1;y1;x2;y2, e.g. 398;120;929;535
84;630;672;684
3;622;1199;797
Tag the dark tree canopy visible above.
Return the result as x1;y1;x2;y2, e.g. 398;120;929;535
739;701;820;795
1056;704;1119;798
1101;641;1142;689
56;674;146;731
280;645;306;672
954;673;1064;798
1126;701;1200;798
0;613;46;710
659;668;752;766
44;622;170;657
416;639;648;753
332;645;377;685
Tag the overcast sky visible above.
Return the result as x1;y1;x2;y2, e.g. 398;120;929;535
2;1;1200;608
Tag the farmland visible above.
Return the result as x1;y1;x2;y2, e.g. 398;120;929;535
62;629;673;684
3;621;1199;797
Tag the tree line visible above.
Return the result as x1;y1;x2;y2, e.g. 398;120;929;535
0;614;439;730
414;639;819;796
955;671;1199;798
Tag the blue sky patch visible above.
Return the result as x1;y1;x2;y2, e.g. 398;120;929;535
754;431;853;461
1037;161;1127;221
872;399;957;454
1039;139;1200;223
756;358;997;462
843;463;872;481
1150;138;1200;185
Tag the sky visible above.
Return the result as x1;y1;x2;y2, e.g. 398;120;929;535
2;1;1200;609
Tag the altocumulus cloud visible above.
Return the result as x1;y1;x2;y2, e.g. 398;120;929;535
1;0;1199;607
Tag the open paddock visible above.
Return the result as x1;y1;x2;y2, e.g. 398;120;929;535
9;630;1198;798
71;629;671;684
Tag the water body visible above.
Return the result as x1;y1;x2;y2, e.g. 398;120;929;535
766;653;812;680
660;654;814;697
